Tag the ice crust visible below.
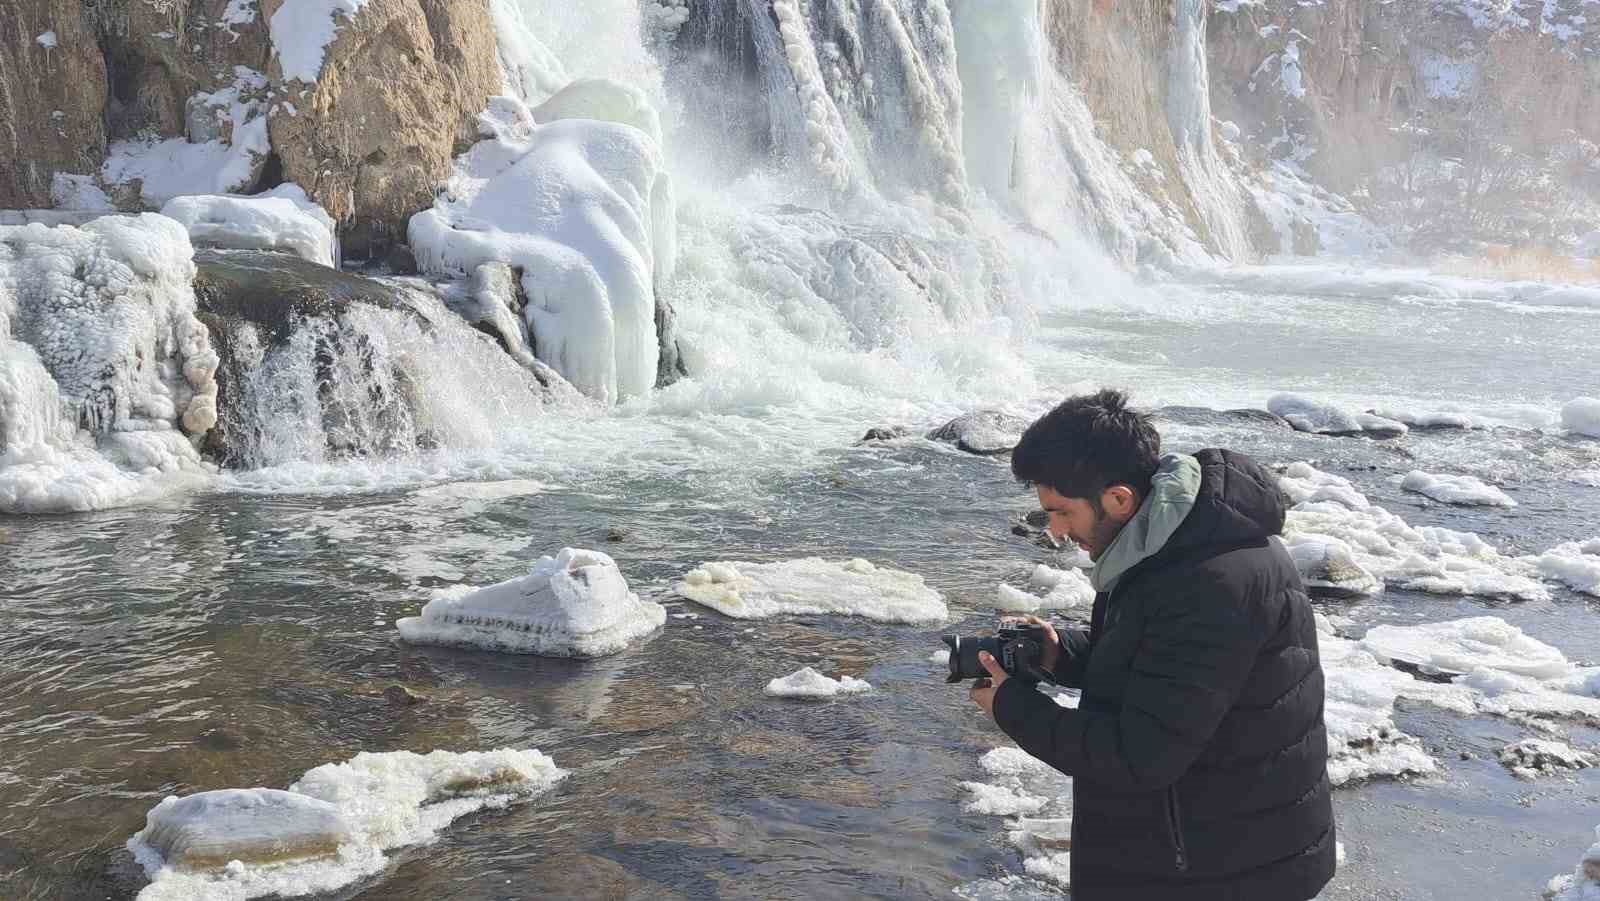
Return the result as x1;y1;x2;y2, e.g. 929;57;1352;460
960;747;1074;889
1400;470;1516;507
996;564;1095;613
1318;622;1440;785
763;666;871;698
0;214;219;513
128;748;565;900
161;186;339;267
674;557;948;623
408;94;675;403
396;548;666;657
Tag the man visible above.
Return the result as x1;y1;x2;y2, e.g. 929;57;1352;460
969;389;1335;901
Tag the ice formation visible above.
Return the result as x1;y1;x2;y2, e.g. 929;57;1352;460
102;68;271;208
763;666;871;699
128;748;565;901
673;557;948;623
269;0;371;83
1268;393;1406;437
960;747;1074;889
1545;826;1600;901
1566;398;1600;439
0;214;219;513
1277;463;1549;601
408;94;675;403
1318;623;1440;785
1400;471;1517;507
996;564;1095;613
1499;739;1594;780
1528;540;1600;597
396;548;666;657
1360;618;1575;680
161;186;339;268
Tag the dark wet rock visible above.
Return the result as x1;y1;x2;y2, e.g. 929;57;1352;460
927;410;1030;455
194;249;416;343
859;426;911;443
383;685;426;707
1024;509;1049;528
195;726;246;751
1154;405;1291;430
655;296;689;389
606;526;630;543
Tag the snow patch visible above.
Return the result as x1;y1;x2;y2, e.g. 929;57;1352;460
160;185;338;267
269;0;371;83
674;557;948;623
35;31;57;49
103;68;271;208
1361;617;1574;681
960;747;1074;889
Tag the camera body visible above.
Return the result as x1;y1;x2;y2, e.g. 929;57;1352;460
943;619;1051;685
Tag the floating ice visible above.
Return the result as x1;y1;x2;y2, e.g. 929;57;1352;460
1565;398;1600;439
1545;825;1600;901
960;747;1074;889
1400;471;1516;507
1360;618;1574;681
996;564;1095;613
763;666;871;699
396;548;666;657
128;748;565;901
161;185;338;267
674;557;948;623
1278;463;1548;601
1318;627;1440;785
1528;540;1600;597
1269;394;1405;438
1499;739;1594;780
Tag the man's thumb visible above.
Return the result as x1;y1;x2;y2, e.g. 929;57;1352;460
978;651;1006;680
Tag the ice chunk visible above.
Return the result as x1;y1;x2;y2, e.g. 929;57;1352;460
1319;632;1439;784
763;666;871;699
409;95;674;403
960;747;1074;889
674;557;947;623
161;185;338;267
996;565;1095;613
1565;398;1600;439
135;790;351;871
1400;470;1516;507
1528;540;1600;597
1360;618;1574;680
1499;739;1594;780
35;30;57;48
396;548;666;657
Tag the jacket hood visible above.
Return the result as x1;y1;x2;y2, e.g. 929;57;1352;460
1091;453;1201;592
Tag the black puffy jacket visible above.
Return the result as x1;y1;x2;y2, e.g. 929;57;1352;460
992;449;1336;901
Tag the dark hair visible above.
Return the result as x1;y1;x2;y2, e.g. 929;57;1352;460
1011;389;1161;501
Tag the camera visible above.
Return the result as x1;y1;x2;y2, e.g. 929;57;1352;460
942;619;1053;685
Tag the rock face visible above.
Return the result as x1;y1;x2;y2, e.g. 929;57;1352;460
0;0;108;208
262;0;502;258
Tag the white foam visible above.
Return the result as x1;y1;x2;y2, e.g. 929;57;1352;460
1527;540;1600;597
1499;739;1595;780
161;185;338;267
1400;470;1516;507
674;557;948;623
996;565;1095;613
396;547;665;657
1566;398;1600;439
409;95;673;403
129;748;565;900
763;666;871;699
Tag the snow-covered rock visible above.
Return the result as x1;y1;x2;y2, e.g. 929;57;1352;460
1565;398;1600;439
996;565;1096;613
764;667;871;698
1283;536;1382;597
396;548;665;657
1269;394;1405;438
674;557;948;623
1400;470;1516;507
161;185;339;268
409;95;675;403
1499;739;1594;780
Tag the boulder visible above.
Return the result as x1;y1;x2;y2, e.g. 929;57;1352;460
263;0;502;259
0;0;108;208
927;410;1031;455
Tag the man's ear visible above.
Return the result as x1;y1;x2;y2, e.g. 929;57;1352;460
1101;484;1138;520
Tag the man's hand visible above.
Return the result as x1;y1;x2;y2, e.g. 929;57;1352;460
968;650;1009;718
1020;614;1062;673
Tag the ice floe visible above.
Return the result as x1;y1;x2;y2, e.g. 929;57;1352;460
960;747;1074;889
1400;470;1516;507
1277;463;1549;601
996;565;1095;613
1317;624;1440;785
1360;618;1574;680
396;548;666;657
1544;825;1600;901
1499;739;1594;780
128;748;565;901
673;557;948;623
1528;540;1600;597
763;666;871;698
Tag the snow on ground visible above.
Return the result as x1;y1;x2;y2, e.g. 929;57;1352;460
1499;739;1595;780
102;68;270;208
1566;399;1600;439
960;747;1074;889
396;548;665;657
0;214;219;514
1527;540;1600;597
996;565;1094;613
673;557;948;623
1545;825;1600;901
763;666;871;698
269;0;371;83
161;185;338;267
128;748;565;901
1278;463;1548;601
1400;470;1516;507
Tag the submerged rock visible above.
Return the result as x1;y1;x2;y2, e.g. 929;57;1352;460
859;426;911;443
927;410;1031;455
134;789;352;872
397;548;666;657
1154;405;1291;430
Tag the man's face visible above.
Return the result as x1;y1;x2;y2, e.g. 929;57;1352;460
1037;483;1131;560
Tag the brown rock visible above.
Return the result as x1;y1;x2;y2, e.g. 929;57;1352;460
0;0;108;208
263;0;501;258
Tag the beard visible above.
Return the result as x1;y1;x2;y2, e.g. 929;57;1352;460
1084;509;1125;561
